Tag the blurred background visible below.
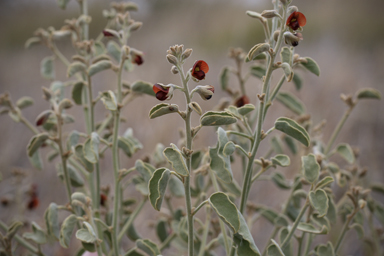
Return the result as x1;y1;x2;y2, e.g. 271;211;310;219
0;0;383;255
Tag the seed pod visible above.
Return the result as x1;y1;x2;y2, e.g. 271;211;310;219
261;10;281;19
166;54;178;65
273;30;280;41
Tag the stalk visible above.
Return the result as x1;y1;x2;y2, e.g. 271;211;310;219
334;208;358;253
281;202;309;249
117;197;147;242
198;207;212;256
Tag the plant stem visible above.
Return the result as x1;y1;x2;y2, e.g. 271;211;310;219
324;107;353;155
178;64;194;256
334;209;357;253
117;197;147;242
198;207;212;256
159;232;177;251
110;48;126;256
281;202;309;249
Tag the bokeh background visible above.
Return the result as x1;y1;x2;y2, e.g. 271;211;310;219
0;0;383;255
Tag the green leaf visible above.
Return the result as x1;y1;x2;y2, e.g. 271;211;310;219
209;192;240;233
73;144;94;172
271;154;290;167
350;223;364;239
271;172;291;190
250;65;266;79
124;249;145;256
57;0;71;9
276;92;305;115
259;207;289;227
209;128;234;183
156;219;169;243
67;61;87;77
200;111;237;126
270;136;284;154
27;133;49;157
302;154;320;183
41;56;55;80
315;242;335;256
275;117;310;147
326;197;337;223
44;203;60;239
278;227;292;256
297;222;328;234
284;136;297;155
356;88;381;100
131;80;156;97
267;239;285;256
234;211;261;256
335;143;355;164
246;43;270;62
81;241;96;252
29;150;43;170
93;41;105;56
136;239;161;256
6;221;23;239
135;160;154;182
220;66;230;91
76;229;96;243
280;46;292;64
88;60;112;76
309;189;329;217
83;132;100;163
292;73;302;91
168;175;185;197
149;103;179;119
16;96;34;109
280;63;293;82
100;90;118;111
238;104;256;116
371;183;384;195
107;41;121;61
315;176;334;189
23;222;47;244
148;168;171;211
71;81;85;105
373;202;384;226
60;214;77;248
66;130;81;150
57;164;84;187
126;222;141;241
163;144;189;176
189;102;202;116
301;57;320;76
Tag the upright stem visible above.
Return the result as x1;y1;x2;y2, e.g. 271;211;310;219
198;206;212;256
324;107;353;155
117;197;147;242
334;209;357;253
281;202;309;249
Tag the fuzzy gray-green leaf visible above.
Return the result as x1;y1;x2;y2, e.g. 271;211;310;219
238;104;256;116
302;154;320;183
301;57;320;76
315;176;334;190
280;46;292;64
267;239;285;256
83;132;100;163
275;117;310;147
292;73;302;91
60;214;77;248
163;144;189;176
209;192;240;233
316;242;335;256
234;211;261;256
271;154;290;167
335;143;355;164
71;81;85;105
149;103;179;119
76;228;96;243
27;133;49;157
350;223;364;239
309;189;329;217
136;239;160;256
271;172;291;190
23;222;47;244
220;66;230;91
44;203;60;239
88;60;112;77
41;56;55;80
73;144;94;172
356;88;381;100
148;168;171;211
16;96;34;109
131;80;156;97
281;63;293;82
276;92;305;115
200;111;237;126
209;128;233;183
297;222;328;234
100;90;118;111
250;64;266;79
67;61;87;77
246;43;270;62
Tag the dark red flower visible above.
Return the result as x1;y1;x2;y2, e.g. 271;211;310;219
102;30;115;37
191;60;209;80
234;95;250;108
132;54;143;65
286;12;306;31
153;83;174;101
27;196;39;210
100;194;107;207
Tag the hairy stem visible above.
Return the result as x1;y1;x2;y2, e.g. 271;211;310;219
117;197;147;242
334;208;358;253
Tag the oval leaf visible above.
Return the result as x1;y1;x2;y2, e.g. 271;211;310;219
148;168;171;211
238;104;256;116
60;214;78;248
301;57;320;76
67;61;87;77
136;239;160;256
100;90;118;111
71;81;85;105
200;111;237;126
267;239;285;256
83;132;100;163
271;154;290;167
16;96;34;109
220;66;230;91
41;56;55;80
209;192;240;233
316;242;335;256
163;144;189;176
131;80;156;97
271;172;291;190
27;133;49;157
335;143;355;164
276;91;305;115
315;176;334;190
280;47;292;64
149;103;179;119
356;88;381;100
88;60;112;77
246;43;270;62
189;102;202;116
309;189;329;217
281;63;293;82
234;211;261;256
44;203;60;239
275;117;310;147
302;154;320;183
73;144;94;172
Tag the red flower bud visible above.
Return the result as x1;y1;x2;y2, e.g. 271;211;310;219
153;83;174;101
191;60;209;80
286;12;306;31
27;196;39;210
132;54;143;65
234;95;250;108
100;194;107;207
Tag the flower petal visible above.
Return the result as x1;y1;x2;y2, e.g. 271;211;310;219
297;12;306;26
